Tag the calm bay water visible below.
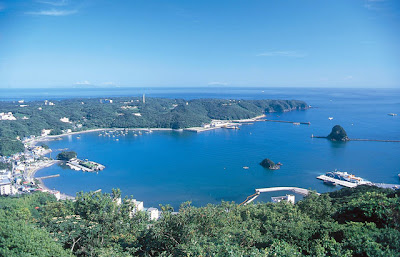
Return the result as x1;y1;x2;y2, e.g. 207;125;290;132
26;87;400;209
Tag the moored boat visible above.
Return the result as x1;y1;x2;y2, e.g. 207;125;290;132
324;170;370;185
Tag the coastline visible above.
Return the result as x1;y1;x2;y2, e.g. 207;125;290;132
29;114;267;146
28;160;75;200
28;127;174;146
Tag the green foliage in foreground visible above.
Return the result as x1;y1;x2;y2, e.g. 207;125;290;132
0;97;308;156
57;151;78;161
1;186;398;256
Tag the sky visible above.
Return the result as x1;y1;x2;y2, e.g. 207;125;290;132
0;0;399;88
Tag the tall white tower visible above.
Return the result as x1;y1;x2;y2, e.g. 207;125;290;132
143;93;145;104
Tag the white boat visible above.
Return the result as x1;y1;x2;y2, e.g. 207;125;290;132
388;113;397;116
328;117;333;120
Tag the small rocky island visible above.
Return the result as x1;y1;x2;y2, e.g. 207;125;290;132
327;125;349;142
260;158;282;170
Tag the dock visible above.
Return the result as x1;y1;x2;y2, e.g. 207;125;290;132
311;135;400;142
184;123;241;133
36;174;60;180
262;119;311;125
350;139;400;143
317;175;358;188
317;175;400;190
240;187;317;205
66;158;105;172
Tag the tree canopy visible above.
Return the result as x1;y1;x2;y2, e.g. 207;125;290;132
327;125;349;142
56;151;77;161
0;185;399;256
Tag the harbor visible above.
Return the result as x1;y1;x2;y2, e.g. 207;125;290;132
261;119;311;125
66;158;105;172
240;187;317;205
185;115;266;133
317;171;400;190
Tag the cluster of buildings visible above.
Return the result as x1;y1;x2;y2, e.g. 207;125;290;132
0;112;17;121
0;144;59;197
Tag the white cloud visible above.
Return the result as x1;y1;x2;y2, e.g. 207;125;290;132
208;81;229;86
344;75;353;80
102;82;115;86
26;9;77;16
75;80;91;85
257;51;307;58
36;0;69;6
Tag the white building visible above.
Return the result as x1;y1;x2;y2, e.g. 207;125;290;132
41;129;52;136
0;178;12;195
129;199;144;217
60;117;70;123
271;194;295;204
0;112;17;121
212;120;228;127
147;208;160;220
42;190;61;200
0;171;11;179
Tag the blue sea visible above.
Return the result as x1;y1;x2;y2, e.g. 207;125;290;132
12;87;399;210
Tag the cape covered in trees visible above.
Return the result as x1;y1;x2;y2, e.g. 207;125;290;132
0;97;308;156
0;186;399;256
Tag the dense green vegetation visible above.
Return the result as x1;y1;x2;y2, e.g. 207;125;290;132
327;125;349;142
260;158;281;170
0;186;399;256
56;151;77;161
0;97;307;156
0;138;24;157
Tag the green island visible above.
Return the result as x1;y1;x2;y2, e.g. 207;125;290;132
0;97;308;156
327;125;350;142
0;186;399;256
260;158;282;170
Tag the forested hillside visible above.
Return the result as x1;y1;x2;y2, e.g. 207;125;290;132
0;186;399;256
0;97;307;156
0;97;307;137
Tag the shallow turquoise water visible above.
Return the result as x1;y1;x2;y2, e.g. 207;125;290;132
33;88;400;209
